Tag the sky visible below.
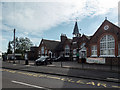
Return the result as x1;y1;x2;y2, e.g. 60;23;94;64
0;0;120;52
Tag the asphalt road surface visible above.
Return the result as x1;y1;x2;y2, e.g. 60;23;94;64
2;68;120;89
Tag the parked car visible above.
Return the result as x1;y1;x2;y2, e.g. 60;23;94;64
35;56;52;66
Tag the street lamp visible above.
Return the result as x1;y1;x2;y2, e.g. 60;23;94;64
77;41;79;63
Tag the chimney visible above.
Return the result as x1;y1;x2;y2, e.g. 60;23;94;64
60;34;67;42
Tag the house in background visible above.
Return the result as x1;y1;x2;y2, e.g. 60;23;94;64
54;34;72;59
27;46;39;60
38;39;60;58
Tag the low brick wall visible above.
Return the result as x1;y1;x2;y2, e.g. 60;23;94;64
105;57;120;66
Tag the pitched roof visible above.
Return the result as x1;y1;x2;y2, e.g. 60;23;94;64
92;20;120;38
55;41;65;51
83;34;92;40
42;39;60;51
73;21;79;35
55;38;72;52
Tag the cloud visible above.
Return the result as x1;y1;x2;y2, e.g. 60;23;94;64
2;1;119;34
1;0;119;52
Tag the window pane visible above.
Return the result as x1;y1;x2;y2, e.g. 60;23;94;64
65;45;70;55
41;46;44;54
91;45;97;55
73;49;76;54
100;35;115;56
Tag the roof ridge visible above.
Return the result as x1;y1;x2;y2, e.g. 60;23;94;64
43;38;60;42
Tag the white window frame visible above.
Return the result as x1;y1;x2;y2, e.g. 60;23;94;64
41;46;44;55
79;43;87;58
73;49;77;57
45;50;47;56
100;35;115;57
65;45;70;57
73;42;77;44
91;45;97;57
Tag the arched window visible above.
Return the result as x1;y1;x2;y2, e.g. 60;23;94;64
73;49;77;57
79;43;86;58
41;46;44;55
65;45;70;57
80;43;86;51
100;35;115;56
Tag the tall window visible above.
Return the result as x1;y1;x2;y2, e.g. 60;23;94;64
73;49;77;57
100;35;115;56
79;43;86;58
91;45;97;56
80;43;86;51
118;43;120;56
45;50;47;56
41;46;44;55
65;45;70;57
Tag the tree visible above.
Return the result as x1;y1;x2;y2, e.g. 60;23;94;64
7;41;12;54
10;37;33;58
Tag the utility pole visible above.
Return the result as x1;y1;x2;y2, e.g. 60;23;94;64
13;28;15;64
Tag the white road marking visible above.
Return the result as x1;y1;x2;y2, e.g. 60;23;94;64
47;65;56;67
13;64;17;65
12;80;46;89
63;66;71;68
106;78;119;81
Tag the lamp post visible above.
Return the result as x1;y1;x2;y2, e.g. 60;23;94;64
60;51;63;67
13;28;15;64
77;41;79;63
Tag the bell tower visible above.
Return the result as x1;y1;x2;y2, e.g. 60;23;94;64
72;21;81;37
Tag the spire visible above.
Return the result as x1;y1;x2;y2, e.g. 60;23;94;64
73;21;81;37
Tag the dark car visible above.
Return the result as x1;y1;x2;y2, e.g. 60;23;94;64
35;56;52;66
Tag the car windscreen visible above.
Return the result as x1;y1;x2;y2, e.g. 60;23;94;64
37;57;48;61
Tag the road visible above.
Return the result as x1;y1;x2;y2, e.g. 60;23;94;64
2;68;120;89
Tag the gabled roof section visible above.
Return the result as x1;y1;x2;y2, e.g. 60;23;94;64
40;39;60;51
73;21;79;35
89;19;120;43
55;38;72;52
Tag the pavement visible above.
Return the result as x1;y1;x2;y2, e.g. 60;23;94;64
6;59;120;73
2;60;120;83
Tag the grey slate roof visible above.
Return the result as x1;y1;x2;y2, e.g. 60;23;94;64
55;38;72;52
42;39;60;52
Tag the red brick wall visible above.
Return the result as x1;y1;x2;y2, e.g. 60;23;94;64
87;20;120;57
105;57;120;65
